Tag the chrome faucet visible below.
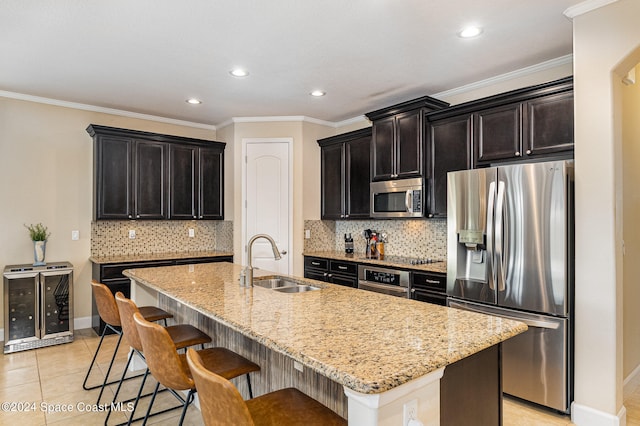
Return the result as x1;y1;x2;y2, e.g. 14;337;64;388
241;234;282;287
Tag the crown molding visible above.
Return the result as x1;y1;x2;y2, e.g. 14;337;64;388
564;0;619;19
0;90;217;130
431;54;573;101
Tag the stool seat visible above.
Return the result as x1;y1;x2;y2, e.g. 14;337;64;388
247;387;346;426
167;324;212;350
178;347;260;382
138;305;174;323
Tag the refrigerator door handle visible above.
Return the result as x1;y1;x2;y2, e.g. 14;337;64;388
448;301;560;330
486;181;496;290
495;181;506;292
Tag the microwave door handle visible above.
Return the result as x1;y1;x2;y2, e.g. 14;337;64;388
405;190;413;213
486;181;496;290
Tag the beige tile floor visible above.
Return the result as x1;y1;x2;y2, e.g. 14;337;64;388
0;328;633;425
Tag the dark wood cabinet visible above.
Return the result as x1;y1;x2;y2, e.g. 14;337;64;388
524;91;574;157
366;96;449;182
426;114;472;217
474;103;522;164
303;256;358;288
318;128;371;220
92;133;166;220
169;144;224;220
88;125;225;221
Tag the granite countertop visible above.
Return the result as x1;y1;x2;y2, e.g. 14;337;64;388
124;262;526;394
303;250;448;274
89;250;234;265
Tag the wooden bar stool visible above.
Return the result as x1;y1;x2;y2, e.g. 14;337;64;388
107;292;212;425
83;280;173;405
186;348;346;426
134;311;261;426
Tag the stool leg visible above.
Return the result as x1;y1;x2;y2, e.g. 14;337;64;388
95;331;123;405
126;366;150;426
82;325;110;390
246;373;253;399
141;381;161;425
105;349;134;425
177;389;195;426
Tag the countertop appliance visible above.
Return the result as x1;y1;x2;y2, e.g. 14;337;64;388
447;160;574;413
358;264;410;298
370;177;423;218
3;262;74;353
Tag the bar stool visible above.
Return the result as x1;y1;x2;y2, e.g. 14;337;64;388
107;292;212;425
186;348;346;426
133;311;261;426
83;280;173;405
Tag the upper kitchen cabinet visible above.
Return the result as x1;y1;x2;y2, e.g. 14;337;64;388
473;77;574;166
169;144;224;220
88;125;225;221
318;128;371;220
425;113;472;217
366;96;449;181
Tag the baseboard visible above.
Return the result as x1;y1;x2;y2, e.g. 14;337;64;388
571;402;627;426
0;316;93;346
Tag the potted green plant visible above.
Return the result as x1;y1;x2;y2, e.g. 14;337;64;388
25;223;51;266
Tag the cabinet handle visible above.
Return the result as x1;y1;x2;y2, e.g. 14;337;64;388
128;215;132;219
526;149;531;155
425;279;440;284
338;266;348;270
136;214;140;218
312;262;320;266
515;151;521;156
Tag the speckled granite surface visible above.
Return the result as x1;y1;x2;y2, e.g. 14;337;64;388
124;262;526;394
303;250;448;274
89;250;233;264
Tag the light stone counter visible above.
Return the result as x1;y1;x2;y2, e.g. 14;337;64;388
303;250;447;274
124;262;526;425
89;250;233;264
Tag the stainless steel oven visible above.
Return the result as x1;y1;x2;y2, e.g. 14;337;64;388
357;265;410;298
370;177;424;218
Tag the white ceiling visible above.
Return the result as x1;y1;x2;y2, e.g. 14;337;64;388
0;0;584;127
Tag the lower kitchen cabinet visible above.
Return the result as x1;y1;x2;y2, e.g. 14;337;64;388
303;256;358;288
410;271;447;306
91;255;233;334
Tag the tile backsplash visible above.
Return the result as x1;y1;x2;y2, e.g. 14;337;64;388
91;220;233;257
304;219;447;260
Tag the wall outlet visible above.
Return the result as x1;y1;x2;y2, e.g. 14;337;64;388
403;399;418;426
129;229;136;239
188;228;195;238
305;229;311;239
71;230;80;241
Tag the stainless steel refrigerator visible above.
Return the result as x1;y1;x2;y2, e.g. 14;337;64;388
446;160;573;413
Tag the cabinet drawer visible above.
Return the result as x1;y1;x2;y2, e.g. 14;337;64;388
329;260;357;276
412;272;446;291
101;261;174;280
304;257;328;271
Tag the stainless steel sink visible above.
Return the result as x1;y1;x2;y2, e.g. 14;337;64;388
253;277;320;293
273;285;319;293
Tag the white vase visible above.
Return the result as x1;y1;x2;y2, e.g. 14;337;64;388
33;240;46;266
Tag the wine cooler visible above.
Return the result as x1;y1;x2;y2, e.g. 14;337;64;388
3;262;74;353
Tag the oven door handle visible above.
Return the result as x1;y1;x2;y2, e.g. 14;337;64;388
359;281;408;295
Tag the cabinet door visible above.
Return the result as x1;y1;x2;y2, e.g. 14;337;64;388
169;145;197;219
345;135;371;218
199;146;224;219
134;140;166;219
372;116;395;181
95;136;132;219
524;91;574;157
395;110;423;178
427;114;471;217
321;143;345;219
474;103;522;165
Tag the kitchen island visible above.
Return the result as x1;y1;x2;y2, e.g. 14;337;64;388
124;262;526;425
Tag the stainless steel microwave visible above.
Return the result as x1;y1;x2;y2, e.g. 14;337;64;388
370;177;424;218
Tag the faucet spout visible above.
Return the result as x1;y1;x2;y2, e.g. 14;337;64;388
242;234;282;287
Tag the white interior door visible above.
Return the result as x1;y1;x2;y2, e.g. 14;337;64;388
244;139;291;274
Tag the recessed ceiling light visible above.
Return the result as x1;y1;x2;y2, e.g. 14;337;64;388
186;98;202;105
230;68;249;77
458;26;483;38
310;90;326;97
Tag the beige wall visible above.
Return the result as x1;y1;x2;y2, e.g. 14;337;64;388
572;0;640;421
623;65;640;380
0;97;216;330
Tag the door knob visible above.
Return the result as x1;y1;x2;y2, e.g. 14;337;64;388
280;250;288;255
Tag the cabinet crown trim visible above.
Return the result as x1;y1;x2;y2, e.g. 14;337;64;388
365;96;449;121
87;124;225;148
317;127;372;147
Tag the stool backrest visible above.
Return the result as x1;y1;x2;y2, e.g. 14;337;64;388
133;312;194;391
186;348;254;426
91;280;121;327
114;292;144;352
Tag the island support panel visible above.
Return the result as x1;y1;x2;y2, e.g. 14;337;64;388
156;292;348;419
